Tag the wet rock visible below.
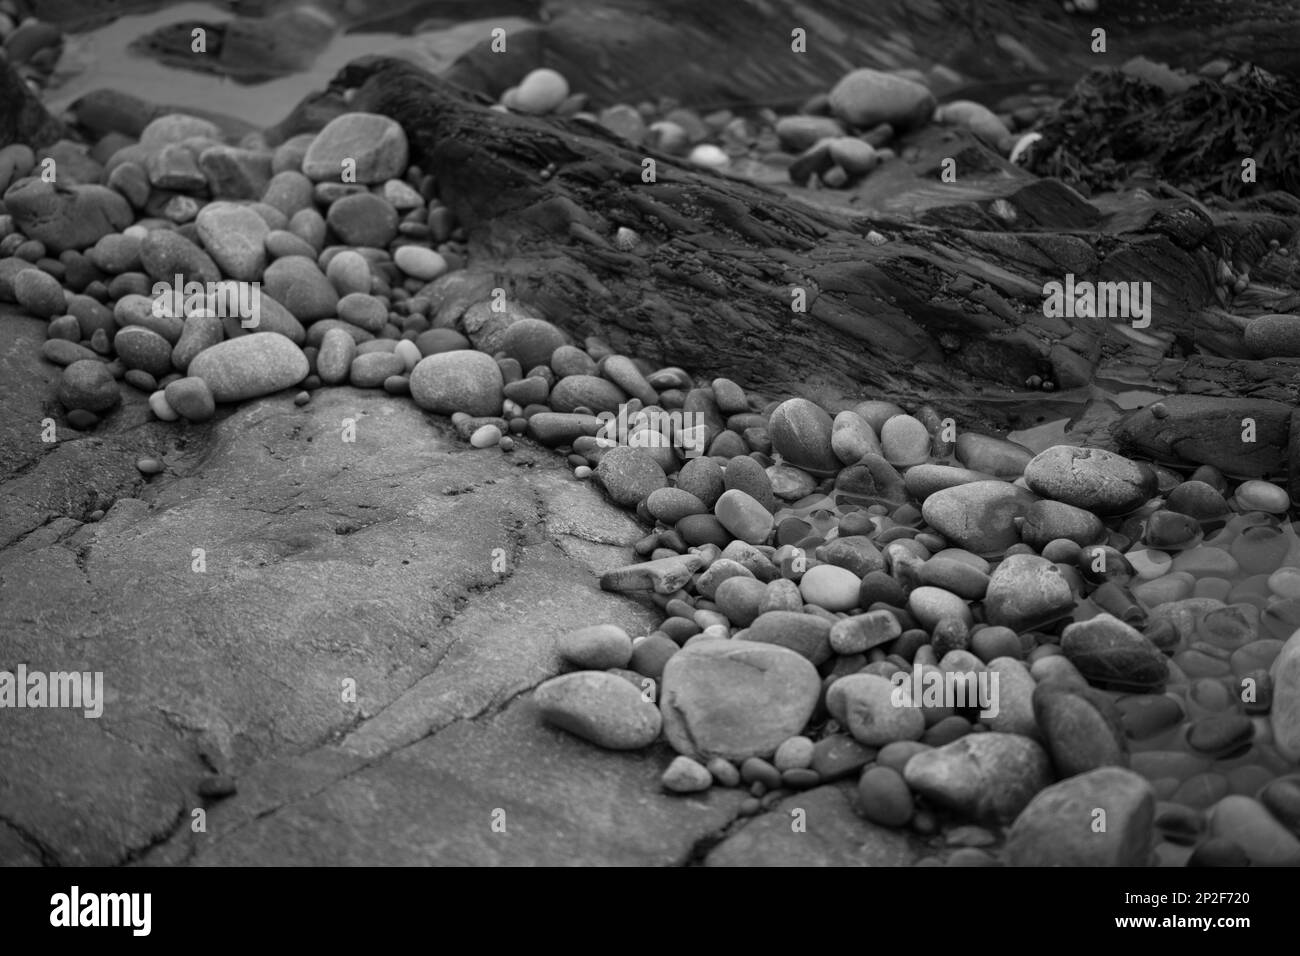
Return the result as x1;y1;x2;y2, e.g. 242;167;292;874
1006;767;1155;866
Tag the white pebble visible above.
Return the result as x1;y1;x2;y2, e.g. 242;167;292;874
1235;480;1289;514
148;390;178;421
688;144;729;168
393;246;447;281
394;339;421;373
513;68;569;115
574;465;592;479
1125;548;1172;582
470;424;502;448
1269;567;1300;600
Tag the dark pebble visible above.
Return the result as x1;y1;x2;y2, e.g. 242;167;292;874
1186;713;1254;758
740;756;782;790
677;514;732;548
1116;694;1184;739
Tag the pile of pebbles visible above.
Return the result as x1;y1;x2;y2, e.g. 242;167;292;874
3;81;1298;868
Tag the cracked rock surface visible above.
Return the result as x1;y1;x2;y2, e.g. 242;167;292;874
0;307;917;865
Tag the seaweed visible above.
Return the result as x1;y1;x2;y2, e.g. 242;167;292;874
1028;62;1300;200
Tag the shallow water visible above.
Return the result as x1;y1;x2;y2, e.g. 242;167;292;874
44;3;519;128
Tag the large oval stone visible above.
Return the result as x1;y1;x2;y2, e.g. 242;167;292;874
1024;445;1155;515
984;553;1076;632
1006;767;1155;866
1061;613;1170;692
187;332;309;402
768;398;839;476
659;641;820;761
409;350;504;417
921;480;1037;556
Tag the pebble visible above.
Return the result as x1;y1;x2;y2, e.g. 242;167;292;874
827;68;935;131
550;374;626;415
1020;500;1105;548
916;557;988;600
187;332;308;402
706;756;741;787
327;192;398;247
743;611;832;664
114;326;175;378
1233;479;1289;514
920;480;1036;555
856;765;913;826
148;390;178;421
1023;445;1155;515
773;735;815;771
393;246;446;281
534;671;662;750
1032;682;1127;778
1207;795;1300;865
796;563;860;612
768;398;839;475
1167;480;1229;519
829;610;901;654
301;112;409;183
469;424;502;448
983;554;1076;632
513;68;570;114
1270;629;1300;761
324;249;371;295
714;488;774;545
57;360;119;413
14;268;64;318
262;255;338;321
163;376;215;422
713;577;767;626
595;445;667;507
1061;613;1170;691
827;673;926;746
907;586;973;630
659;641;820;761
954;433;1033;478
1258;775;1300;834
903;732;1052;824
349;352;405;388
662;755;712;793
136;457;163;475
195;202;267;280
601;554;703;595
1006;767;1155;866
409;350;504;417
879;414;931;466
4;180;133;253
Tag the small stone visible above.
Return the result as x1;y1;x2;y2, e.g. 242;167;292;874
302;113;409;183
513;68;570;114
556;624;633;670
1033;682;1127;777
393;246;446;281
1020;500;1105;548
195;202;268;281
646;488;707;524
469;424;502;449
1258;775;1300;835
798;564;861;613
828;68;935;131
525;412;603;446
1006;767;1155;866
595;445;667;507
550;374;626;415
907;586;973;630
773;735;815;771
1269;629;1300;761
136;457;164;475
903;732;1052;824
712;577;767;627
57;360;119;413
262;255;338;321
828;673;926;746
534;671;662;750
879;414;931;466
768;398;839;475
714;488;774;545
857;765;913;826
113;326;175;378
600;554;703;594
14;268;65;318
1207;795;1300;866
662;755;712;793
829;610;901;654
163;376;215;422
148;390;178;421
1234;479;1289;514
326;192;398;247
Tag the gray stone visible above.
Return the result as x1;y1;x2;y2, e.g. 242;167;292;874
534;671;662;750
187;332;309;402
903;732;1051;824
1006;767;1155;865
